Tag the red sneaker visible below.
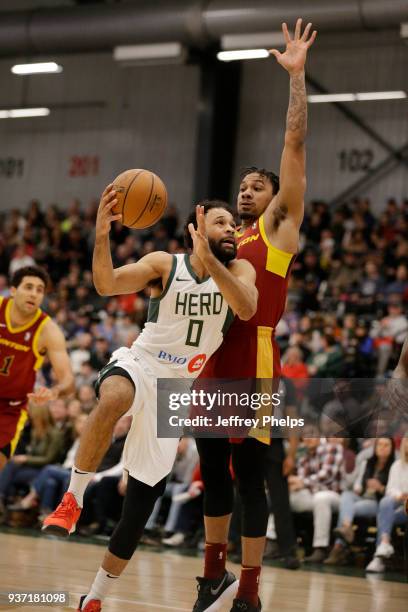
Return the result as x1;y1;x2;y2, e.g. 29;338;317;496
77;596;102;611
42;492;82;537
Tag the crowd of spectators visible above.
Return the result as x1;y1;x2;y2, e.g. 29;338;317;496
0;193;407;574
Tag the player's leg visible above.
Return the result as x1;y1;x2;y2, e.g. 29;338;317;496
78;475;166;611
43;372;134;537
0;451;8;521
0;408;28;519
0;407;27;474
192;437;238;612
231;438;269;611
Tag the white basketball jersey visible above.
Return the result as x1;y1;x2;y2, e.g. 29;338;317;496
133;254;234;378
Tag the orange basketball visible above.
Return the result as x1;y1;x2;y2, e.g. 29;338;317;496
112;168;167;229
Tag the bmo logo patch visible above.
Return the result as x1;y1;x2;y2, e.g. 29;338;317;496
157;350;187;365
188;354;207;373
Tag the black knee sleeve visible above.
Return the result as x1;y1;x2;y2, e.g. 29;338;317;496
195;438;234;517
232;439;269;538
108;475;166;560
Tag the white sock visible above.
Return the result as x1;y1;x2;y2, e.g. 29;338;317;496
81;567;120;608
67;466;95;507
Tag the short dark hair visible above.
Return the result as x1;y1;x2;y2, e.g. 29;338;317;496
11;265;50;290
183;200;234;250
240;166;280;195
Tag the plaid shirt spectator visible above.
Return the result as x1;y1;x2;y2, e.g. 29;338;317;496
297;440;343;494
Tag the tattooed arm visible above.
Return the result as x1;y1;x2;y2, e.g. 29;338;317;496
264;19;316;231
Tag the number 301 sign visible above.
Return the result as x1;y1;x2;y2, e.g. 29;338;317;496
69;155;99;177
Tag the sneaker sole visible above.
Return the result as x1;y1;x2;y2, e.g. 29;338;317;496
41;523;74;537
204;580;239;612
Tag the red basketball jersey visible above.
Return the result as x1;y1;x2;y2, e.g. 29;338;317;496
234;215;295;333
198;215;295;443
0;297;49;402
201;214;295;379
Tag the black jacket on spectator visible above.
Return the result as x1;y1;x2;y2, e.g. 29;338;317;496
361;441;395;501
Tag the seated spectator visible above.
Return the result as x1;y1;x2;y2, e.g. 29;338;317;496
307;334;344;378
282;347;309;396
359;262;385;306
69;333;93;374
386;263;408;297
325;437;395;566
342;439;374;490
365;435;408;572
67;398;82;420
48;398;74;455
162;461;203;548
9;243;35;276
77;384;97;414
288;432;343;563
76;361;98;388
372;297;408;375
89;337;110;371
0;404;65;510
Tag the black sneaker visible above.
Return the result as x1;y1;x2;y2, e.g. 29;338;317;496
192;570;238;611
282;555;301;570
230;598;262;611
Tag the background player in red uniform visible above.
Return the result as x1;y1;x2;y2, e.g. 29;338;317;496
193;19;316;612
0;266;75;475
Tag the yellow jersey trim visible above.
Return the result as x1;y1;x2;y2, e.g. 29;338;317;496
5;299;42;334
0;296;3;309
32;316;50;370
248;325;274;446
259;216;293;278
10;409;28;456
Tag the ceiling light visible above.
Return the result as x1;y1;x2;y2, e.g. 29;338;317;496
113;43;186;65
356;91;406;100
308;91;407;103
11;62;62;75
308;94;356;103
0;108;50;119
217;49;270;62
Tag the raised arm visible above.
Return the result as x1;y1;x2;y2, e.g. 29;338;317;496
265;19;316;230
92;184;172;295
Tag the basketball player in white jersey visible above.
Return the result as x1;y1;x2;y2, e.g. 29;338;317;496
43;185;257;611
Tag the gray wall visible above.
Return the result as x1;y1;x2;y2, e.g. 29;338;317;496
0;31;407;217
233;31;408;210
0;53;199;216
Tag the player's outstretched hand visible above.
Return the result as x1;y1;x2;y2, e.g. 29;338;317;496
270;18;317;75
96;183;122;237
27;386;58;405
188;205;212;264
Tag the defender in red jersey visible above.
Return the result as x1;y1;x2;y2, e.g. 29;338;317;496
0;266;74;472
193;19;316;612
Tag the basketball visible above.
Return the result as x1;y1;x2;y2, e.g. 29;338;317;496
112;168;167;229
